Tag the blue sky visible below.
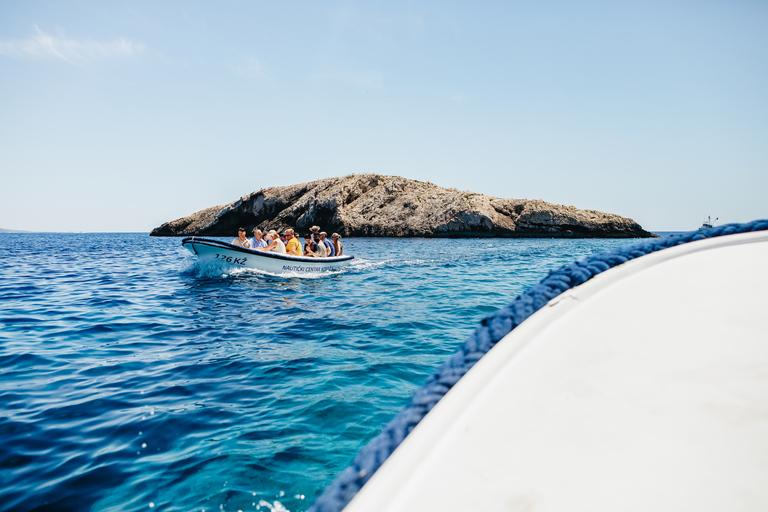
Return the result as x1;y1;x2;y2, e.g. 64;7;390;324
1;1;766;232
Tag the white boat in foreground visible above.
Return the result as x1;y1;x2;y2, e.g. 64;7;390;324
182;237;354;274
341;229;768;512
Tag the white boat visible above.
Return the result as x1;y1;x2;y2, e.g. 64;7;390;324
336;229;768;512
182;237;353;274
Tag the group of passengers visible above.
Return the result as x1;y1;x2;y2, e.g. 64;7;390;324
231;225;343;257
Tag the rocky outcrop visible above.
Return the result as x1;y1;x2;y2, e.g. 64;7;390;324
150;175;655;238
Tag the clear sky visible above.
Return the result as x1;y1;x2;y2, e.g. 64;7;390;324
1;1;766;232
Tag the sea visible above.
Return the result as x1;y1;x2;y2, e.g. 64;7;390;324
0;233;668;512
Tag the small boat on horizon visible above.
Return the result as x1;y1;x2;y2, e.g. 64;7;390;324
182;237;354;274
701;215;718;229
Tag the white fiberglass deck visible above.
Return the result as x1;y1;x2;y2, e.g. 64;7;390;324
345;230;768;512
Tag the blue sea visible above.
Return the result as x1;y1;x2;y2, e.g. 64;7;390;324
0;233;655;512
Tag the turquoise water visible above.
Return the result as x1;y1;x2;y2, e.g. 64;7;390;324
0;233;646;512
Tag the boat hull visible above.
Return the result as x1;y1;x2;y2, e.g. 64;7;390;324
182;237;353;274
342;230;768;512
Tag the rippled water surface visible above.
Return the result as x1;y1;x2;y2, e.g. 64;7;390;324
1;233;645;511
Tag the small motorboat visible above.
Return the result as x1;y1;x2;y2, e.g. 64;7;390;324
182;237;354;274
701;215;718;228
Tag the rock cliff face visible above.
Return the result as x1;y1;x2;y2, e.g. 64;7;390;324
150;175;654;238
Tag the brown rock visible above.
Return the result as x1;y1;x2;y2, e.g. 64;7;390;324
150;174;655;238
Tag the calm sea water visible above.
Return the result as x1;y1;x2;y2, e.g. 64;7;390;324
0;233;654;512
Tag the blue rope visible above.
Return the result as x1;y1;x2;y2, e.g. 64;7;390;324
309;219;768;512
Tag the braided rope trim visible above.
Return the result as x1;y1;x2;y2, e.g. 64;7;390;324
309;219;768;512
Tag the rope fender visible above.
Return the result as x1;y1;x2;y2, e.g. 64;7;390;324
309;219;768;512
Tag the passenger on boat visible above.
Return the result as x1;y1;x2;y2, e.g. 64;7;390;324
279;232;287;244
331;233;343;256
310;225;321;242
315;235;328;257
258;230;286;254
318;232;335;256
285;229;303;256
303;234;318;257
231;228;252;249
251;229;267;249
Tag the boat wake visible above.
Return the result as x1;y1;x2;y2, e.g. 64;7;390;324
181;247;484;279
179;255;232;278
180;255;351;280
347;256;450;272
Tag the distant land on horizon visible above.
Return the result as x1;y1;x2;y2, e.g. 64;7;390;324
0;228;34;233
0;228;99;234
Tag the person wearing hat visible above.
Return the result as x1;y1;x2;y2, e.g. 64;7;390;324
331;233;343;256
310;225;321;243
251;228;267;249
318;231;334;257
257;230;286;253
314;234;328;257
231;228;252;249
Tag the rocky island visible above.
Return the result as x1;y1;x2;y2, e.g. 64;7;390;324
151;175;654;238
